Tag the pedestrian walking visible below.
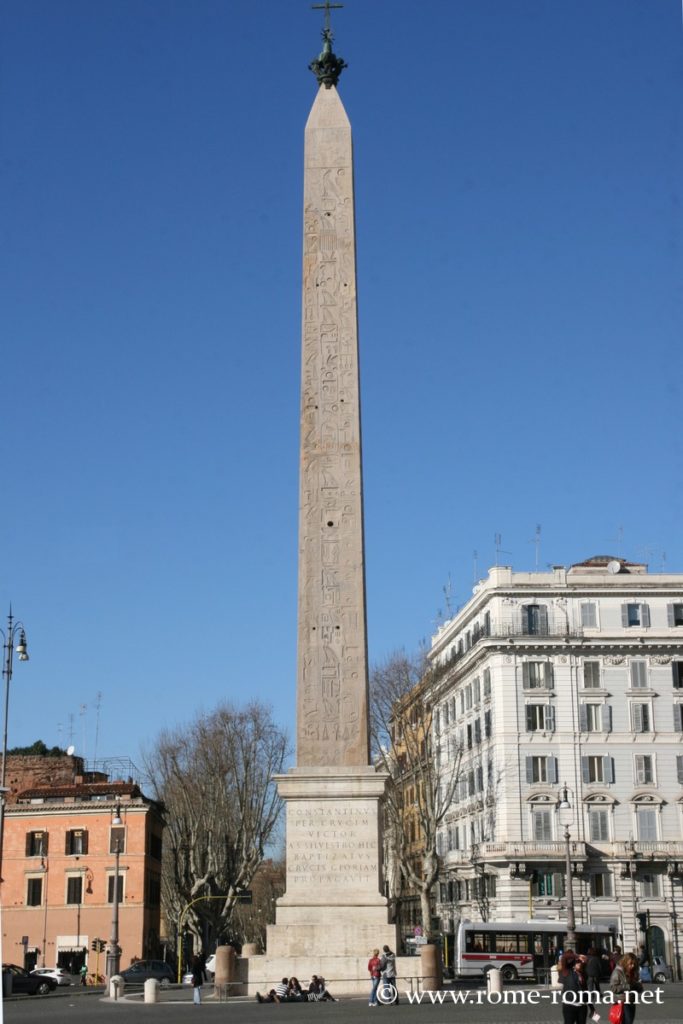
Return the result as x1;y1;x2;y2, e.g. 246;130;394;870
559;951;587;1024
609;953;644;1024
585;948;603;1022
379;945;398;1005
80;963;88;987
191;954;205;1006
367;948;382;1006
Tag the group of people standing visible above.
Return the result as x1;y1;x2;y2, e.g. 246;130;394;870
559;948;644;1024
367;945;398;1007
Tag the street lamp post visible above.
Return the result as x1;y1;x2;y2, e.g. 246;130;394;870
105;804;123;981
0;607;29;880
558;784;577;951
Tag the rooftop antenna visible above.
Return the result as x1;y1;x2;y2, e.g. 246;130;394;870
68;713;75;746
443;574;453;617
79;703;87;762
604;524;624;557
529;524;542;570
473;550;479;583
93;690;103;766
494;533;511;567
661;550;667;573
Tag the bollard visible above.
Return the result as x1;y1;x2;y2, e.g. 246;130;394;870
550;965;561;989
420;944;442;992
144;978;159;1003
214;944;238;1000
2;970;12;997
487;968;502;994
109;975;124;1000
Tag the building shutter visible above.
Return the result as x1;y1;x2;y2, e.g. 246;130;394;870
674;704;683;733
602;705;612;732
581;757;590;784
603;756;614;784
631;661;647;688
474;719;482;744
668;604;675;627
544;663;554;689
621;605;629;627
526;705;534;731
677;755;683;784
538;605;549;634
65;831;72;855
641;604;651;627
25;833;32;856
579;704;588;732
545;705;555;731
526;756;534;784
81;830;88;855
632;704;644;733
522;663;530;689
549;757;558;785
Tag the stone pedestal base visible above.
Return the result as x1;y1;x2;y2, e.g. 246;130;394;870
258;766;397;986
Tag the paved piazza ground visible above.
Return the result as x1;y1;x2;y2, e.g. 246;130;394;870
4;984;683;1024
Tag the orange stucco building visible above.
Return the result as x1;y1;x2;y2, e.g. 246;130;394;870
2;754;164;977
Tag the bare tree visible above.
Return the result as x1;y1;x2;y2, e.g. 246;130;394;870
370;651;462;940
143;701;289;959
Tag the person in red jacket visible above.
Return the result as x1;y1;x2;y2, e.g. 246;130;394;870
368;948;382;1007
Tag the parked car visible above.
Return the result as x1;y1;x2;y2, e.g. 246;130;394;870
30;967;75;987
650;956;672;983
3;964;57;995
120;960;175;987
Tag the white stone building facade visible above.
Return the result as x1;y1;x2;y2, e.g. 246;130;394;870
429;556;683;976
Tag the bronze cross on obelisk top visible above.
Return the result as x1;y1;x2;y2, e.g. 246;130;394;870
311;1;344;34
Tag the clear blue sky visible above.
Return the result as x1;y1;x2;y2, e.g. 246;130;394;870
2;1;682;768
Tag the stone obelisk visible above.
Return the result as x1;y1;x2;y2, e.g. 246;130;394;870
261;16;397;982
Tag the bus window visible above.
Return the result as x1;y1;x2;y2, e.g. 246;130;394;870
495;933;520;953
465;932;493;952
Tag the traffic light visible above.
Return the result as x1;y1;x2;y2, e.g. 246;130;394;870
636;913;648;932
92;938;100;952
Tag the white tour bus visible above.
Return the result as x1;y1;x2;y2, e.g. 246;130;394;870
454;920;615;981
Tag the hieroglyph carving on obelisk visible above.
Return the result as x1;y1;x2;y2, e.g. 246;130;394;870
297;34;369;769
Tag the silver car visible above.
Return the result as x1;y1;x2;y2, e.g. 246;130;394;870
30;968;74;987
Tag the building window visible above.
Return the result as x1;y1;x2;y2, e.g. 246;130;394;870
580;703;604;732
65;829;88;856
483;668;491;697
532;808;553;841
583;661;601;688
107;874;125;903
631;703;651;733
473;678;481;704
590;872;613;897
675;705;683;732
484;709;492;738
522;604;548;636
636;807;658;841
27;878;43;906
589;809;610;841
532;871;563;896
634;755;654;785
474;718;482;745
581;603;597;628
672;663;683;689
66;876;83;905
678;755;683;785
668;604;683;627
582;755;613;784
523;662;554;689
526;704;555;732
630;661;648;689
25;831;48;857
149;833;162;862
640;873;661;898
147;876;161;907
623;603;650;628
526;755;557;784
110;827;126;854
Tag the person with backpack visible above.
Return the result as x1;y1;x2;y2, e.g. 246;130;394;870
379;945;398;1005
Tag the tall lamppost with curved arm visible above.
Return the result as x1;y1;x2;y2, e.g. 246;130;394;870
106;803;123;981
0;607;29;881
557;784;577;951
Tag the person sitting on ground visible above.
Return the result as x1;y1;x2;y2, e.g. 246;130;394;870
287;977;305;1002
308;975;337;1001
255;978;289;1004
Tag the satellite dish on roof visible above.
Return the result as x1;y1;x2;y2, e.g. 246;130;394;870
607;560;622;575
66;745;75;755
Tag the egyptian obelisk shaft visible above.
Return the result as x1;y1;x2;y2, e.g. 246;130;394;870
296;83;369;768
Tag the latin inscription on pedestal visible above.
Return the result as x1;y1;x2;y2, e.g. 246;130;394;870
287;802;378;890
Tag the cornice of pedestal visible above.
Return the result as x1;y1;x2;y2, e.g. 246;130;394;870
274;766;389;800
